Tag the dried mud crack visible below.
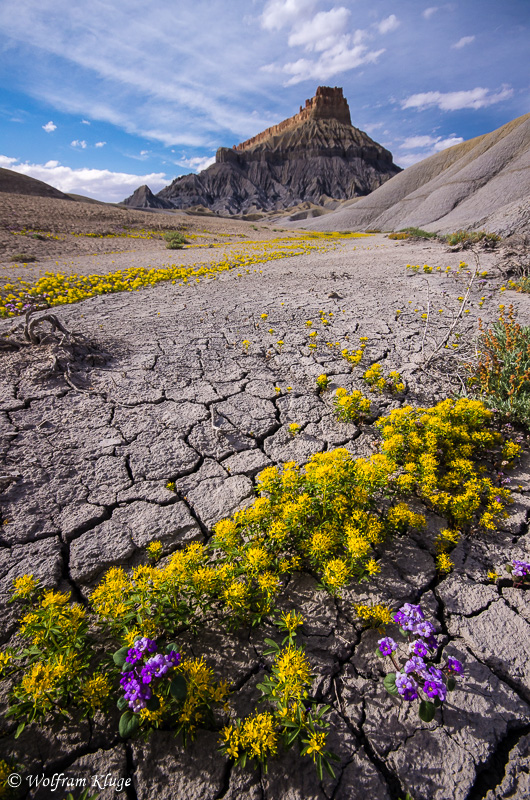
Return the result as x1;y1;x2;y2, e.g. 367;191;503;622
0;234;529;800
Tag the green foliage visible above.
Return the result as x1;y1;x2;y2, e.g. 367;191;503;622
10;253;36;262
444;230;501;247
399;227;437;239
467;305;530;428
220;621;337;778
163;231;189;249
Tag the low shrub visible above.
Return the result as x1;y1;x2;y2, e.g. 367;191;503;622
163;231;189;249
399;228;437;239
444;230;501;248
10;253;36;262
466;305;530;428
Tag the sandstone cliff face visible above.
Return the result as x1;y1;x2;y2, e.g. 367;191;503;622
124;87;401;214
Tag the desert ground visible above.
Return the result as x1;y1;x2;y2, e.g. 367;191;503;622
0;202;529;800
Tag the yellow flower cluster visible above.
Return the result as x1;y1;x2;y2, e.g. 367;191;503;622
333;388;371;423
220;711;278;762
176;657;229;736
377;398;511;530
1;231;367;317
354;603;393;628
80;673;112;714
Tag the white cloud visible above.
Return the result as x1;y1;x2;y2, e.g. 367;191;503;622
71;139;87;148
378;15;400;34
397;132;464;167
402;85;513;111
95;141;106;147
261;0;316;31
42;120;56;133
288;8;350;52
140;150;149;156
452;35;475;49
401;134;464;150
0;155;18;168
0;155;168;202
176;155;216;173
361;122;384;134
279;40;385;85
81;119;90;124
422;7;438;18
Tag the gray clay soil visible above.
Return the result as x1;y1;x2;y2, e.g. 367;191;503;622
0;234;529;800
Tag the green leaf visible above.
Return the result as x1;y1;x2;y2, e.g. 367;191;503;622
15;721;25;739
323;757;336;779
113;647;129;667
165;642;179;654
383;672;399;696
117;696;128;711
119;711;140;739
121;661;135;673
447;677;456;692
145;696;160;712
170;675;187;701
418;700;436;723
316;756;323;782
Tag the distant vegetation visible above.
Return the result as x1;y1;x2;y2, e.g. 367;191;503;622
443;230;501;247
10;253;36;263
163;231;189;249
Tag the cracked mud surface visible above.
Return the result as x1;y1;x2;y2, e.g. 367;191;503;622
1;234;529;799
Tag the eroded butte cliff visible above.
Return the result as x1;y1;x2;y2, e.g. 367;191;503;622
124;87;401;214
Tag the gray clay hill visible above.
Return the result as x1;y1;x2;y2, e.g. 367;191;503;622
124;87;401;214
305;113;530;237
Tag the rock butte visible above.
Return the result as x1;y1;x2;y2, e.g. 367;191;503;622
124;86;401;215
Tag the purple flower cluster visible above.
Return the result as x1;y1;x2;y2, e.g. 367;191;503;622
512;560;530;579
378;603;463;706
119;638;180;713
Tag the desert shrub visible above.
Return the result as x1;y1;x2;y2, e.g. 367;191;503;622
365;228;381;234
10;253;36;262
388;232;410;240
163;231;189;249
466;305;530;428
399;227;437;239
445;230;501;247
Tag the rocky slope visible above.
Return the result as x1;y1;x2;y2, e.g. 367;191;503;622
302;112;530;236
124;87;401;214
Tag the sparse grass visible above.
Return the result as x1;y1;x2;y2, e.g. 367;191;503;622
444;230;501;248
10;253;36;262
399;227;438;239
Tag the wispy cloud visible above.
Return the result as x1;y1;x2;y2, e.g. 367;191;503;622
261;0;317;31
452;35;475;49
71;139;87;149
0;154;168;202
95;141;106;148
422;7;438;19
402;85;513;111
397;132;465;166
262;4;385;86
81;119;90;125
42;120;56;132
176;154;216;173
377;15;400;34
401;134;464;150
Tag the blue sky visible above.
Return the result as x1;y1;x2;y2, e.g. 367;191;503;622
0;0;528;202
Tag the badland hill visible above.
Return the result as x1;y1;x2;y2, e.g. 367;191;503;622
305;112;530;236
123;87;401;214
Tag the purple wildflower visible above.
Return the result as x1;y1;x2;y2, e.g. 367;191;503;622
423;679;446;701
446;657;463;674
395;673;419;701
408;639;430;658
512;560;530;578
378;637;398;656
414;620;436;639
404;656;426;675
425;665;443;682
424;634;438;650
